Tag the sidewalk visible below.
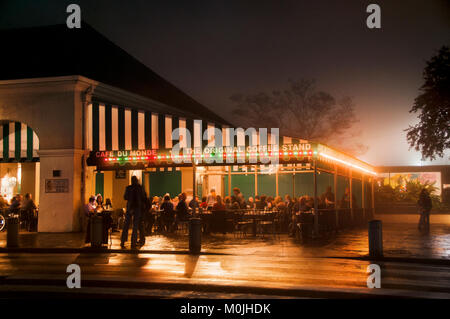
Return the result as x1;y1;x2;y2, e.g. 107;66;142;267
1;215;449;298
1;214;449;260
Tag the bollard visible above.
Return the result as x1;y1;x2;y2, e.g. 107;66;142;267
6;216;19;248
368;220;383;257
189;218;202;254
90;215;104;248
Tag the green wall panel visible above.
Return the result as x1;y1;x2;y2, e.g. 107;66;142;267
95;172;104;198
257;174;276;197
149;170;182;198
224;174;255;198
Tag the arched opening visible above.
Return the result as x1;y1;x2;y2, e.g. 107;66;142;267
0;120;39;204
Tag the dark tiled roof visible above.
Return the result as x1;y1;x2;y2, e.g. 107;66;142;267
0;23;229;125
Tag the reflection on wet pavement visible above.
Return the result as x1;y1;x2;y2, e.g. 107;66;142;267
0;214;449;260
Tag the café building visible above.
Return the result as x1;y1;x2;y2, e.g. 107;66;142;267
0;24;377;232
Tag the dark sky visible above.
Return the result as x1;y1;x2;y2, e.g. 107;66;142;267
1;0;449;166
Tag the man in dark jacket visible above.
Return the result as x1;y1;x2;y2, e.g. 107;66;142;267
121;176;148;249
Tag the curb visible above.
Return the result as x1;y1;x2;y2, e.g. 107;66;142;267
0;247;229;255
327;256;450;266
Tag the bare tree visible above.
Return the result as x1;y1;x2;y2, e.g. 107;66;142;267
230;79;365;155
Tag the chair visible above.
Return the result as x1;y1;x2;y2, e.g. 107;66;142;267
259;212;275;238
234;212;252;238
209;211;227;234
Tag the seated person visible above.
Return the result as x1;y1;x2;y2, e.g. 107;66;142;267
212;195;226;211
95;194;104;211
160;195;175;232
8;194;22;215
175;192;190;222
104;198;113;210
22;193;37;212
189;196;200;210
22;193;37;226
200;197;208;209
230;196;240;210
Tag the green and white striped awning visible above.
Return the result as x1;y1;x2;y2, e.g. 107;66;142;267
87;101;307;153
0;122;39;162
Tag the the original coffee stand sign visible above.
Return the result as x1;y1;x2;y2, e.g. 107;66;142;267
87;143;317;169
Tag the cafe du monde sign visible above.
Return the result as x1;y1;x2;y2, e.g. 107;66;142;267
89;142;315;167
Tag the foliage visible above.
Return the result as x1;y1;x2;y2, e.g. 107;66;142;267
230;79;367;156
406;46;450;160
375;179;442;208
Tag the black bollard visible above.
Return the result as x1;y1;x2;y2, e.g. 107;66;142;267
7;216;19;248
368;220;383;257
189;218;202;254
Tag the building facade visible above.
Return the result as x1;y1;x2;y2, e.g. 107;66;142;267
0;24;377;232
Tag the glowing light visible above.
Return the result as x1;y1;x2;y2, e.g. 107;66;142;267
319;152;377;175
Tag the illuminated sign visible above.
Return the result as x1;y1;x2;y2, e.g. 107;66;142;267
87;143;317;168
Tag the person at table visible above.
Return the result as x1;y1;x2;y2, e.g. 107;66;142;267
160;195;175;232
172;195;179;207
84;195;96;243
320;187;335;209
230;196;241;210
233;187;246;208
95;194;104;211
175;192;190;224
200;197;208;209
340;187;356;209
206;188;217;209
120;176;147;249
22;193;37;212
224;196;232;209
284;195;294;213
266;196;274;210
246;197;255;209
8;194;22;215
152;196;160;208
22;193;37;227
212;195;226;211
104;198;113;210
255;195;267;210
189;196;200;211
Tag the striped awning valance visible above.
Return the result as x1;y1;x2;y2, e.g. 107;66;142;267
87;102;308;152
0;122;39;162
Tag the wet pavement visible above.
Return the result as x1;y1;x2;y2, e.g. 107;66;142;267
1;214;449;259
0;214;449;298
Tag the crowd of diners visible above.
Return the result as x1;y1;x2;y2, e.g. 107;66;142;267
143;185;358;236
0;193;38;231
83;174;359;248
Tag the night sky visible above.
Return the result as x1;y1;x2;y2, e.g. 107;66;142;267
1;0;449;166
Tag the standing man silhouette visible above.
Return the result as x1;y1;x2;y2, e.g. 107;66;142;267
121;175;148;249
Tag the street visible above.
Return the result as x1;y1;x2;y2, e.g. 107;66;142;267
1;214;449;298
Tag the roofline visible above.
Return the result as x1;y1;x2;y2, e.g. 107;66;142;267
0;75;228;123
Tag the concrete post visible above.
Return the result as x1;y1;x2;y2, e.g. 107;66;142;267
6;217;19;248
368;220;383;257
189;218;202;254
